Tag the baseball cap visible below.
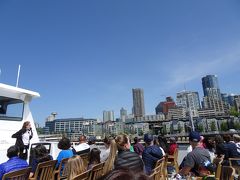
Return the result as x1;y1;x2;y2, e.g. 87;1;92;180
144;134;153;143
189;131;201;142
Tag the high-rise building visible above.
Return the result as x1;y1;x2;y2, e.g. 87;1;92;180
132;88;145;117
176;91;201;117
120;107;127;119
202;75;221;100
103;110;114;122
155;97;176;116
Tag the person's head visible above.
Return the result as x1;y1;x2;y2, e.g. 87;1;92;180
88;136;96;145
22;121;31;130
58;137;71;150
134;137;140;144
89;148;101;164
79;135;87;144
215;135;224;144
115;134;130;151
63;155;86;180
144;134;153;146
34;144;48;159
7;145;19;158
189;131;201;148
170;137;177;143
102;168;150;180
103;136;113;149
233;134;240;143
223;134;232;143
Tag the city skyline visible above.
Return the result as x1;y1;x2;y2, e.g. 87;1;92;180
0;1;240;126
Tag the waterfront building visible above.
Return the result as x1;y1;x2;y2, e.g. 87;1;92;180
167;107;186;120
202;96;226;115
44;118;97;140
202;75;221;100
176;91;200;117
221;93;235;106
155;97;176;117
103;110;114;122
132;88;145;117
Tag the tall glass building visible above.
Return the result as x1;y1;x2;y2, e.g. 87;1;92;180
202;75;221;100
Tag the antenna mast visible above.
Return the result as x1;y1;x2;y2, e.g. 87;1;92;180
16;64;21;87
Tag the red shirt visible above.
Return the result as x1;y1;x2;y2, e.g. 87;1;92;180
168;143;178;155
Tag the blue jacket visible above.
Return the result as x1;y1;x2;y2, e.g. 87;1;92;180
0;156;28;179
142;145;163;175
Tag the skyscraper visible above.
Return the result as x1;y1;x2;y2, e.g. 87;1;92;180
132;88;145;117
103;110;114;122
202;75;221;100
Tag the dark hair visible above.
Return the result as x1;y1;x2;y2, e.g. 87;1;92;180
158;136;168;153
223;134;232;143
215;135;224;144
103;136;113;145
34;144;48;159
22;121;30;129
7;145;19;158
134;137;140;144
58;137;71;150
102;168;150;180
89;148;101;165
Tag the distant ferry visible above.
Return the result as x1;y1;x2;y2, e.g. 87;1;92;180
0;83;40;163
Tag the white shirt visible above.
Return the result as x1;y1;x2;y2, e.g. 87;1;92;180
74;143;90;152
22;130;31;146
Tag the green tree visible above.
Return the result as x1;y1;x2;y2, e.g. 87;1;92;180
220;121;228;131
230;107;240;117
36;127;44;134
210;121;217;131
197;124;204;132
234;121;240;130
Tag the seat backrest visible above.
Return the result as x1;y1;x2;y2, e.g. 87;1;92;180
55;158;69;180
220;166;235;180
155;157;165;168
32;160;57;180
80;153;89;168
174;148;178;161
214;157;223;180
72;170;91;180
2;167;31;180
89;162;105;180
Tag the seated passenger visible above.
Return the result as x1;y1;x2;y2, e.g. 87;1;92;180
100;136;112;162
0;145;28;179
178;131;212;177
168;137;178;155
100;168;150;180
88;148;101;170
62;155;86;180
29;144;53;178
73;135;90;155
222;134;240;165
114;134;144;173
133;137;144;156
56;137;74;171
142;134;163;175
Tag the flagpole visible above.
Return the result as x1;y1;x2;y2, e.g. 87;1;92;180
16;64;21;87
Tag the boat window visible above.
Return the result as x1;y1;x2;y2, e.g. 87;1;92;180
0;96;24;121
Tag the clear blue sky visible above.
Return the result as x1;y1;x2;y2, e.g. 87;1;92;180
0;1;240;126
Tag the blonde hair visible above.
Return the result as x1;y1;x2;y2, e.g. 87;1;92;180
102;139;117;175
115;134;129;151
63;155;86;180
